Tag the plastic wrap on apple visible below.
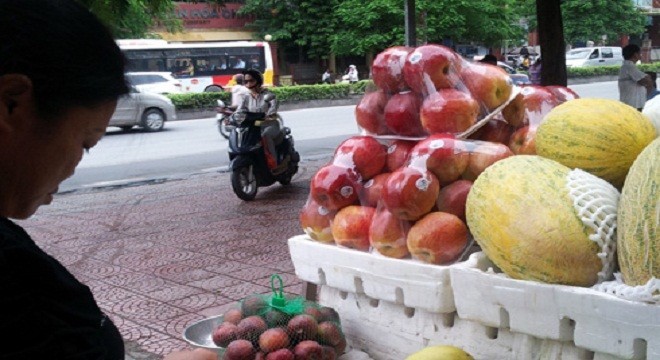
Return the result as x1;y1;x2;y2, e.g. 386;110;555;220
371;46;414;94
300;196;337;244
385;139;418;172
309;162;362;211
369;203;412;259
460;139;514;181
332;136;387;181
355;89;390;135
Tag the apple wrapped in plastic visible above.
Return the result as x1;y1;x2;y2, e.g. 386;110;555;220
420;88;479;134
407;212;469;265
458;62;513;112
403;44;462;95
355;90;389;135
382;166;440;221
331;205;375;251
299;198;336;243
332;136;387;180
371;46;413;93
468;118;514;145
462;141;514;181
384;91;425;137
386;139;416;171
369;207;411;259
408;134;470;185
310;164;362;211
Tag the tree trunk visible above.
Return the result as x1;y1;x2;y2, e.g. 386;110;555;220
536;0;567;86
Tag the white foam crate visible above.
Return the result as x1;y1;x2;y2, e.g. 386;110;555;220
320;286;623;360
451;252;660;360
288;234;480;313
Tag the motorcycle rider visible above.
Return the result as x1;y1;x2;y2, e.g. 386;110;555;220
235;68;283;172
229;73;250;110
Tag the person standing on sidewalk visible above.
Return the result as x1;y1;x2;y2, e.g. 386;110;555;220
618;44;653;111
0;1;216;359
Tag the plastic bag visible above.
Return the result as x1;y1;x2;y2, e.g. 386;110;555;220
212;274;346;359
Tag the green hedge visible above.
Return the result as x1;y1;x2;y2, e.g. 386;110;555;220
567;63;660;77
169;80;372;110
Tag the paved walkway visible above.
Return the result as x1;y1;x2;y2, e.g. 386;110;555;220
17;158;330;359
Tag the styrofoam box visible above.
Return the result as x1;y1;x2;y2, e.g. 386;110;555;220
320;286;626;360
450;252;660;360
288;235;480;313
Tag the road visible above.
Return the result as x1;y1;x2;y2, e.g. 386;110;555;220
59;81;618;192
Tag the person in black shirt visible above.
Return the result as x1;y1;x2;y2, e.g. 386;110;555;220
0;1;217;359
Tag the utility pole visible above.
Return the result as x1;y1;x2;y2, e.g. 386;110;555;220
405;0;416;47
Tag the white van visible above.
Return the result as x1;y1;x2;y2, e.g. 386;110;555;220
565;47;623;68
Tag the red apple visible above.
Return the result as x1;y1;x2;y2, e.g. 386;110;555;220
300;198;336;243
508;125;537;155
224;339;256;360
408;134;470;185
355;90;389;135
435;179;473;222
287;314;319;342
462;142;514;181
420;88;479;134
266;349;295;360
359;172;390;208
212;322;238;347
369;207;411;259
331;205;376;251
520;85;559;127
382;167;440;221
407;212;469;265
545;85;580;103
223;308;243;325
293;340;324;360
259;327;290;353
403;44;462;95
384;91;424;136
386;140;416;171
372;46;413;93
236;315;268;340
310;164;362;211
333;136;387;180
317;321;346;353
468;118;514;145
501;92;526;128
459;62;513;111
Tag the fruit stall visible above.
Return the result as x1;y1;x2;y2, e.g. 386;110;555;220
184;44;659;360
291;44;659;360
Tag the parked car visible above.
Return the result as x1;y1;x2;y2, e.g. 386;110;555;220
565;47;623;68
125;72;183;94
497;61;531;85
109;86;177;132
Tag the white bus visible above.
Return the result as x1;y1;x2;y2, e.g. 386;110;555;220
117;39;275;92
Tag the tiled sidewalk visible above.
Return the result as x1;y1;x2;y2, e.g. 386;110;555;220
17;158;329;358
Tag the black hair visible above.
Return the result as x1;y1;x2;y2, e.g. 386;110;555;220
0;0;129;120
479;54;498;65
234;73;245;85
622;44;641;60
242;68;264;87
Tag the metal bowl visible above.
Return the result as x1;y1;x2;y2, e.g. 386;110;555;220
182;315;226;356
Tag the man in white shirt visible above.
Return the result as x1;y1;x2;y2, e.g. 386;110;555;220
618;44;652;110
230;74;250;110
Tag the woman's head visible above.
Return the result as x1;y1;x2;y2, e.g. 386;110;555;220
0;0;129;219
1;0;128;120
243;68;263;89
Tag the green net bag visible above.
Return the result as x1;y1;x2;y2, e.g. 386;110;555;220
212;274;347;359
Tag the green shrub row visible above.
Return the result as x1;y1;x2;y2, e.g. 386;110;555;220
567;63;660;77
169;80;371;110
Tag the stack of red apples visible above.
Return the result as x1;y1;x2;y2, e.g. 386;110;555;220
300;44;579;266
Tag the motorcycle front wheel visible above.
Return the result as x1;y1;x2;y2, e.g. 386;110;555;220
231;165;257;201
218;119;231;139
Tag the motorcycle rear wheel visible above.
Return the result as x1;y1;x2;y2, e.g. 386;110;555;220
231;166;257;201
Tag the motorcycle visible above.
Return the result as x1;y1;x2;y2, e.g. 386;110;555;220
216;100;235;139
221;99;300;201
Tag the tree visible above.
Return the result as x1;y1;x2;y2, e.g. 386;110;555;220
331;0;527;56
561;0;646;46
238;0;340;60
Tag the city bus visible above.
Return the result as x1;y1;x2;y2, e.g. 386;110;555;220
117;39;275;92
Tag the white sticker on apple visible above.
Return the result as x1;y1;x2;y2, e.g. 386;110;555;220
409;52;422;64
387;144;397;154
429;140;445;149
364;179;374;188
318;206;330;216
340;186;354;198
416;178;430;191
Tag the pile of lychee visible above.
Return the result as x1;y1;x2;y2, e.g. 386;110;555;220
212;296;346;360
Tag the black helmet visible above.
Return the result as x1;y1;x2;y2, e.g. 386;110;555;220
233;73;244;85
242;68;263;87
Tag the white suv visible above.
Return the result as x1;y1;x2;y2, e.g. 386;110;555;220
125;72;183;94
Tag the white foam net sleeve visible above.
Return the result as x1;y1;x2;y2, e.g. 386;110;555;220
565;169;620;284
593;273;660;304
